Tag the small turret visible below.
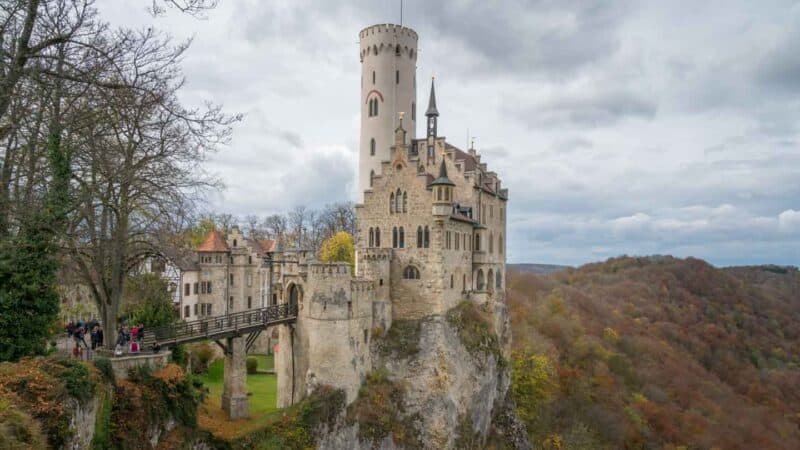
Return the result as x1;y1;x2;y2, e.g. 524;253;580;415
431;160;454;217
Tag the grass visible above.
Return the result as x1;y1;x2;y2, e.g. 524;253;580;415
198;353;280;440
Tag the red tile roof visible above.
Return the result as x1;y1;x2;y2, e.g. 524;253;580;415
197;230;229;252
256;239;277;253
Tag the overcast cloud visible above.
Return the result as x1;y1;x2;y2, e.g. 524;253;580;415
100;0;799;267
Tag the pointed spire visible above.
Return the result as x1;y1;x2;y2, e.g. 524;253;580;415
430;159;455;186
426;77;439;117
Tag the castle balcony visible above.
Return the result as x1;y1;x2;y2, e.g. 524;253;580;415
472;251;490;264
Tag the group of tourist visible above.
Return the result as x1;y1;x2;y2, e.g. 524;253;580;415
65;319;104;357
115;323;145;355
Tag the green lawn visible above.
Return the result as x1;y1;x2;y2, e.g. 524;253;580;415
201;353;277;415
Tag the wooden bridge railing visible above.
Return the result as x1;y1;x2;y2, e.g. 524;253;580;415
141;303;298;349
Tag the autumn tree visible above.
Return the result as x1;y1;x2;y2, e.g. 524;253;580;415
319;231;355;268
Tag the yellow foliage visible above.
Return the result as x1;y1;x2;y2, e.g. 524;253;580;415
319;231;355;268
511;352;556;425
603;327;620;343
542;433;564;449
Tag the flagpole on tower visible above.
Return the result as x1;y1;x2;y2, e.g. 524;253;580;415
400;0;404;26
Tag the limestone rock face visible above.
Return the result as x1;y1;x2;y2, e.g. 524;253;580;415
317;303;530;449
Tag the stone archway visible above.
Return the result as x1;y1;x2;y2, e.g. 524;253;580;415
287;283;302;308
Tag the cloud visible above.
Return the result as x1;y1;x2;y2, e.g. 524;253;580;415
98;0;800;267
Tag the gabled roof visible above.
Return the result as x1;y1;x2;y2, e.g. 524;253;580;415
197;230;229;252
256;239;277;253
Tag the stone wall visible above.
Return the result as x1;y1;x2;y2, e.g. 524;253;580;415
109;351;171;380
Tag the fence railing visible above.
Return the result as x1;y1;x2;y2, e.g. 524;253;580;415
143;303;298;347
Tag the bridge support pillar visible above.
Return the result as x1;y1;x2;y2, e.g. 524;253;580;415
221;336;249;420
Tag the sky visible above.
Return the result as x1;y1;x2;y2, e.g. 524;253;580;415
100;0;800;267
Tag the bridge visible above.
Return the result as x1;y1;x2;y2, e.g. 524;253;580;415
143;304;298;420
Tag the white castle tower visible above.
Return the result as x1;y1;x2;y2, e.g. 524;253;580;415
358;24;418;197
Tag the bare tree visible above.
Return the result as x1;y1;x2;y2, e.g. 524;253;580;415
66;28;237;333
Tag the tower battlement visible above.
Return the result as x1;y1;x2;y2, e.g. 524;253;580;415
359;23;418;40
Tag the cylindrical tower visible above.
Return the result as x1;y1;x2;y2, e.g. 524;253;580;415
358;24;418;198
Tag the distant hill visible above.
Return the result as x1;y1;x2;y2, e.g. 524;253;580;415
506;256;800;450
509;263;571;274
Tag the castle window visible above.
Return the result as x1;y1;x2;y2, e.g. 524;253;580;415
417;226;423;248
374;98;378;116
207;304;212;315
207;281;212;294
184;305;190;318
370;170;375;187
184;283;190;296
395;44;401;56
230;274;234;286
475;233;481;252
392;227;398;248
455;233;460;250
370;138;376;155
390;193;395;213
476;269;485;291
499;234;503;255
450;274;454;289
364;329;368;344
463;234;467;250
437;187;442;201
272;294;277;306
445;188;450;201
399;227;405;248
396;70;399;84
249;255;252;264
490;205;494;219
247;296;252;309
229;296;234;310
412;102;416;121
379;278;383;286
496;271;502;289
488;269;494;292
395;188;402;213
369;227;374;247
194;304;198;315
194;282;198;294
375;228;381;247
424;226;430;248
247;273;253;287
372;69;376;84
403;266;420;280
463;274;466;292
402;191;408;213
489;233;494;253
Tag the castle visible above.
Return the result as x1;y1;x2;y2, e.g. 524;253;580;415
177;23;508;417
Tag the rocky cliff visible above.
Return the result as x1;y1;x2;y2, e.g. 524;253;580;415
317;300;530;449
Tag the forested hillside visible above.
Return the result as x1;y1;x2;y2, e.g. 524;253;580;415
507;256;800;449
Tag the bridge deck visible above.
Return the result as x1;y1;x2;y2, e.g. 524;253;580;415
142;304;297;349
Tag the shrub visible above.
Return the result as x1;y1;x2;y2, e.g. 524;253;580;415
94;357;115;385
375;319;421;358
446;301;502;363
190;342;216;374
346;369;420;448
171;344;188;368
246;357;258;374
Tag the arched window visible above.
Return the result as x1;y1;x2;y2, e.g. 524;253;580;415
496;271;502;289
233;239;237;247
487;269;494;292
288;284;301;307
403;266;420;279
392;227;398;248
402;192;408;213
476;270;485;291
424;226;430;248
375;228;381;247
372;69;376;84
390;193;395;213
399;227;405;248
395;188;402;212
370;138;376;155
417;226;423;248
499;234;503;254
370;170;375;187
489;233;494;253
369;227;374;247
